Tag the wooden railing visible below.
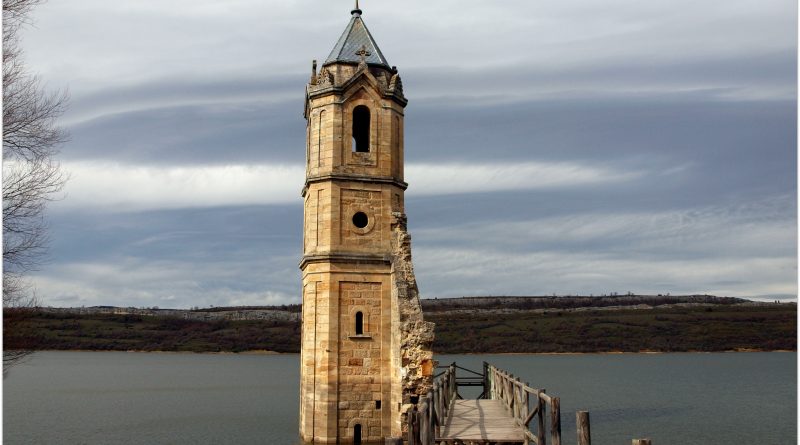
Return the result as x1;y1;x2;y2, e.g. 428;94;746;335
406;363;456;445
486;362;562;445
406;362;559;445
403;361;651;445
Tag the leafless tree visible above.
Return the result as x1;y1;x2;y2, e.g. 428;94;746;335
3;0;68;370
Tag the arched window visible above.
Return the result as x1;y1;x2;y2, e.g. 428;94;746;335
355;311;364;335
352;105;370;152
353;424;362;445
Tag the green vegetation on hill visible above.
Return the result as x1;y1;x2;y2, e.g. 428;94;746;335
4;299;796;354
4;311;299;353
421;294;746;311
428;304;796;353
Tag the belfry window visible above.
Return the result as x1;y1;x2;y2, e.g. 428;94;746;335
355;311;364;335
352;105;370;152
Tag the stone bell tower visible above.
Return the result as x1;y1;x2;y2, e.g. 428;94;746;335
299;3;434;444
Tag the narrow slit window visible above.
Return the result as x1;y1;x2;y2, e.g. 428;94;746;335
354;424;362;445
352;106;370;152
355;311;364;335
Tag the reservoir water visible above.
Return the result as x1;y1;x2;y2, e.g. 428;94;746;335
3;351;796;444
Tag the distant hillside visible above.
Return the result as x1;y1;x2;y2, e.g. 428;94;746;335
37;294;748;320
8;295;794;354
38;305;301;322
421;294;747;312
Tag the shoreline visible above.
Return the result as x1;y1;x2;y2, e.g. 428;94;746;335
457;349;796;355
31;349;288;355
28;348;796;356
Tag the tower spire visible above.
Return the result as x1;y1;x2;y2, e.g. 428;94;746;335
325;0;389;68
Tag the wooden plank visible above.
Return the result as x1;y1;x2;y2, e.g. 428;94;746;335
439;399;526;443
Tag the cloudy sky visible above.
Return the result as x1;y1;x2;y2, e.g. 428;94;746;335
18;0;797;308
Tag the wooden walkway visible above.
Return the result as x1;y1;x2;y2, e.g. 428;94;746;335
406;363;557;445
407;362;651;445
439;399;526;444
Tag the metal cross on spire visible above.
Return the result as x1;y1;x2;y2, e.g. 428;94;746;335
351;0;362;16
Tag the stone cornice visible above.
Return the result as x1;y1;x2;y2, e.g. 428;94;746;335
302;174;408;196
299;252;391;269
307;83;408;107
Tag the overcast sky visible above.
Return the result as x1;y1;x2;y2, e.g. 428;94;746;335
18;0;797;308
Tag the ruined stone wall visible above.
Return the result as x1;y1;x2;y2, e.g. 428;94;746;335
391;212;435;413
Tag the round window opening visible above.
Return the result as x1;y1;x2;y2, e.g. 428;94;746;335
352;212;369;229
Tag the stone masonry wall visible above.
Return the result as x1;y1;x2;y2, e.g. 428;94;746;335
337;281;384;441
340;188;384;249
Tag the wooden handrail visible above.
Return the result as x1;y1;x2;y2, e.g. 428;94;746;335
405;362;608;445
406;362;458;445
487;363;562;445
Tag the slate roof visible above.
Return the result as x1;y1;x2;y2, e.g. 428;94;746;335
324;10;390;68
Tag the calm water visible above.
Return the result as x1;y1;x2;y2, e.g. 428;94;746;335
3;351;796;444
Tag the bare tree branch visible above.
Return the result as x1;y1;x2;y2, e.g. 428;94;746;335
2;0;68;371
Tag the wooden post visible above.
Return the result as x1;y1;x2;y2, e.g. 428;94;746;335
409;408;419;445
415;409;421;445
420;400;431;445
443;367;450;416
418;403;425;445
432;382;439;439
576;411;590;445
525;382;531;428
537;395;546;445
451;364;456;405
550;397;561;445
483;361;489;399
632;440;652;445
429;393;436;444
450;368;453;406
435;377;439;411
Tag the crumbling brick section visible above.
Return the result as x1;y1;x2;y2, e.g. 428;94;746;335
391;212;435;411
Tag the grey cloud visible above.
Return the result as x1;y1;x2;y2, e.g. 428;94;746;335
63;76;303;125
37;186;795;308
63;85;796;201
406;98;796;202
39;205;302;308
411;195;796;259
24;0;796;102
66;99;305;165
403;50;796;102
48;205;301;264
18;0;797;306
